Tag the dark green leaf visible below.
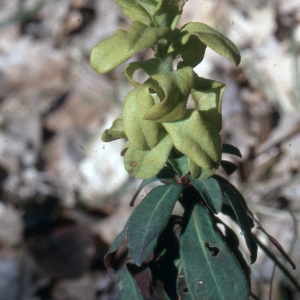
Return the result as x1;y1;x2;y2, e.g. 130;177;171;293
128;184;184;266
90;21;169;73
118;266;143;300
130;168;176;206
104;219;129;269
188;175;222;214
222;144;242;158
214;174;258;263
180;203;249;300
220;160;238;176
168;155;189;178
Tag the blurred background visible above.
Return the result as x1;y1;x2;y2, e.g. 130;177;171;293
0;0;299;299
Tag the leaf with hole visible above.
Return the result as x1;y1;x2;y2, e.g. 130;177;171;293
127;184;184;266
180;203;249;300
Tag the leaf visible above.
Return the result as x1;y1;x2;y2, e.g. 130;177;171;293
178;22;241;67
125;59;160;87
101;117;126;142
143;67;194;122
188;175;222;214
119;266;144;300
90;21;169;73
163;110;221;175
191;77;225;133
176;35;207;68
130;168;176;206
214;175;258;263
127;184;184;265
153;0;187;29
168;155;189;178
123;85;161;150
114;0;153;27
222;143;242;158
124;134;173;179
180;203;249;300
104;220;129;269
220;160;238;176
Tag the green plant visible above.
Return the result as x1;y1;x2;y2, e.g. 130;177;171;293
90;1;298;299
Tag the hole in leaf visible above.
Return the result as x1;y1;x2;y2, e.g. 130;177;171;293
205;242;220;257
183;287;189;294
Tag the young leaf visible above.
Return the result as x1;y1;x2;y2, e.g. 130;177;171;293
179;22;241;67
125;59;160;87
163;110;221;176
214;175;258;263
222;143;242;158
153;0;187;30
123;85;161;150
101;117;126;142
119;266;144;300
191;77;225;133
90;21;169;74
187;157;216;179
114;0;153;27
144;67;194;122
188;175;222;214
180;203;249;300
127;184;184;266
124;134;173;179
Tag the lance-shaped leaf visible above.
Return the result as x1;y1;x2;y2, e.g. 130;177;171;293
153;0;187;30
123;85;161;150
143;67;194;122
163;110;221;174
90;21;169;74
130;168;176;206
191;77;225;133
101;117;126;142
119;266;144;300
188;175;222;214
180;203;249;300
175;22;241;67
168;155;189;178
124;134;173;179
127;184;184;266
114;0;153;27
125;59;160;87
222;143;242;158
214;175;258;263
